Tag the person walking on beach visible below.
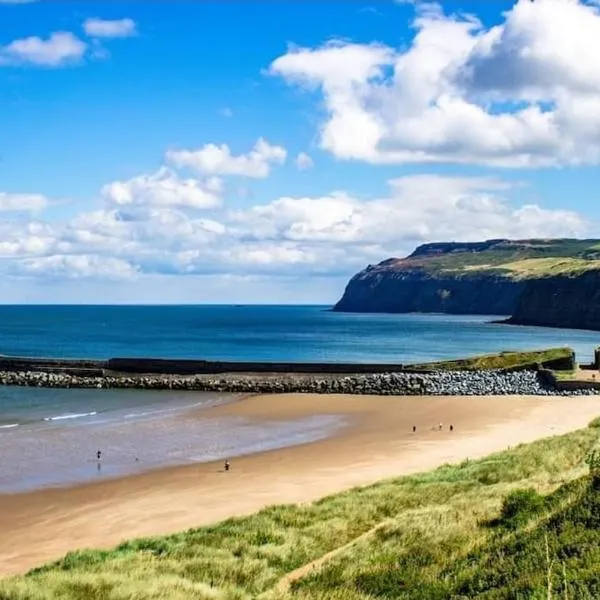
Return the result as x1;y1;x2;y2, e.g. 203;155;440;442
439;422;443;431
97;450;102;462
224;459;230;472
412;425;416;433
450;424;454;432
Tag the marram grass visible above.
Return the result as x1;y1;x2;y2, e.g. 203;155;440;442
1;419;600;600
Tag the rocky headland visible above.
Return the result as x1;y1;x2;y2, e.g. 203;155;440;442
334;238;600;330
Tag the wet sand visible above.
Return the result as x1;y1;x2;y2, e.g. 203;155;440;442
0;393;599;576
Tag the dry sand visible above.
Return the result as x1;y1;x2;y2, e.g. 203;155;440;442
0;392;599;576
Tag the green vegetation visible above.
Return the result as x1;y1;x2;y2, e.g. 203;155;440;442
400;238;600;280
2;420;600;599
407;347;575;372
553;369;579;381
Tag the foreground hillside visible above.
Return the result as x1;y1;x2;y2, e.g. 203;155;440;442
1;419;599;599
333;239;600;328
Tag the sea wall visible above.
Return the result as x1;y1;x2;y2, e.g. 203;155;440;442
0;352;572;378
538;368;600;392
0;356;411;377
0;369;595;396
105;357;409;375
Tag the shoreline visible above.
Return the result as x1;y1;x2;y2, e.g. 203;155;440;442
0;392;599;576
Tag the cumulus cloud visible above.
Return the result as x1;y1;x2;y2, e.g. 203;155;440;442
18;255;138;279
270;0;600;167
1;173;588;281
0;192;48;212
83;18;137;39
166;138;287;178
295;152;314;170
101;167;222;210
0;31;86;67
229;175;587;249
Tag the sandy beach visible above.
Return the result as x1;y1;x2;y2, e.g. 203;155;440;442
0;392;599;576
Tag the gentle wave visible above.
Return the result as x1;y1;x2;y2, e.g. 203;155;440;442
43;411;97;422
0;423;19;429
123;400;217;420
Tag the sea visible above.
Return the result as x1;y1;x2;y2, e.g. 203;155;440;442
1;304;599;493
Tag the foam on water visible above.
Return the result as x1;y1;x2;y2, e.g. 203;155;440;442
43;411;98;422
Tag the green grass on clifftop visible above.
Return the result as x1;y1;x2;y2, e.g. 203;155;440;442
408;347;575;372
1;419;599;600
386;238;600;280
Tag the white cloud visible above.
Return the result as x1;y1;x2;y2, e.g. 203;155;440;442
83;18;137;39
3;172;576;281
229;176;587;251
0;171;589;283
18;255;137;279
0;31;86;67
0;192;47;212
166;138;287;178
270;0;600;167
101;167;222;210
295;152;314;170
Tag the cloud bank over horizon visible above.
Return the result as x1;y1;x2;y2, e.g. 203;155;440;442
1;0;599;303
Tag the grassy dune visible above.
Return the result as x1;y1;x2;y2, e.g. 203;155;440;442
1;420;599;599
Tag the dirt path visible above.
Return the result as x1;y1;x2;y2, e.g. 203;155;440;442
273;520;392;593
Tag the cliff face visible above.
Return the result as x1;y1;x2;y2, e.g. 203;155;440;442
334;269;524;315
333;238;600;326
508;271;600;330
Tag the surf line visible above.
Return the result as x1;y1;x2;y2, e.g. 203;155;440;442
43;411;98;422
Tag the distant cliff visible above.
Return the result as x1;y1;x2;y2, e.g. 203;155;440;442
507;270;600;330
334;238;600;327
334;269;524;315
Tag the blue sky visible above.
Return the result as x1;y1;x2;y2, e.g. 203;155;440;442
1;0;600;304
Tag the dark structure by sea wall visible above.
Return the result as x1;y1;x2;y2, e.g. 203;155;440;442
0;356;411;377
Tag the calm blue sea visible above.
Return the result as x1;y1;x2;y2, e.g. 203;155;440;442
0;304;598;364
0;305;598;491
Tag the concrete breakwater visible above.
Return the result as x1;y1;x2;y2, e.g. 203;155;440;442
0;369;597;396
0;356;413;376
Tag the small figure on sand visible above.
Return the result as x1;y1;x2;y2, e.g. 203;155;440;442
412;425;416;433
96;450;102;472
450;424;454;432
439;422;443;431
224;459;230;472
